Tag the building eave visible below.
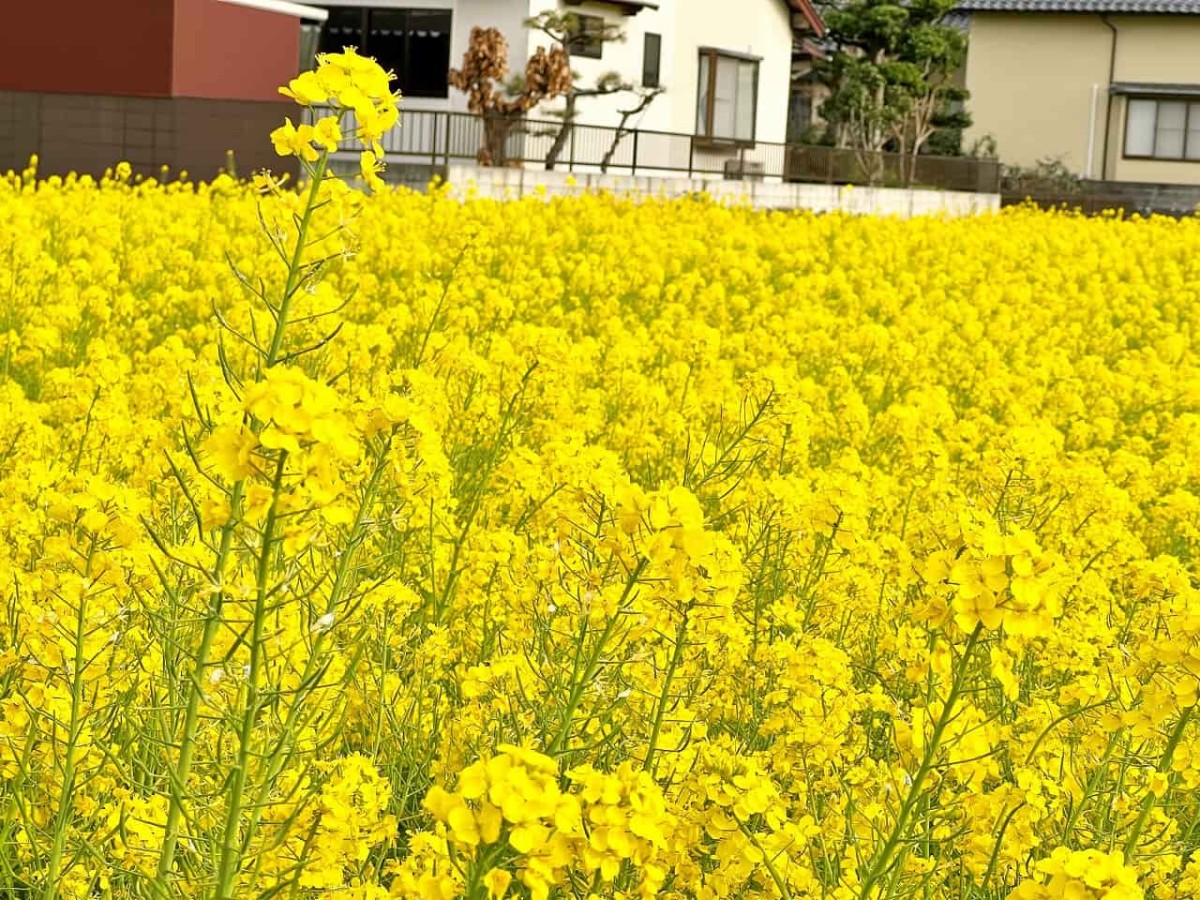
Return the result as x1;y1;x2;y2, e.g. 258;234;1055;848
792;36;828;60
788;0;827;35
216;0;328;21
955;0;1200;13
563;0;660;15
1111;81;1200;96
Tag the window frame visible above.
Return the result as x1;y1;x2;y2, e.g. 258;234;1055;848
642;32;662;89
571;13;605;60
694;47;760;148
1123;95;1200;162
317;6;453;99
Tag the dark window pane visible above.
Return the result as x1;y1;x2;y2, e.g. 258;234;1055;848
642;33;661;88
787;92;812;142
573;14;604;59
366;9;407;81
319;7;364;56
405;9;452;97
319;7;452;100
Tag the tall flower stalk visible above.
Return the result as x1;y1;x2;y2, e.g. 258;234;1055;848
150;49;400;897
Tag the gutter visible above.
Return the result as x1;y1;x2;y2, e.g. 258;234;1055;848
1099;13;1117;180
1086;83;1099;176
216;0;329;21
789;0;826;37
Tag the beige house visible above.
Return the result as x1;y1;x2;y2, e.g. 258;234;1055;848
958;0;1200;185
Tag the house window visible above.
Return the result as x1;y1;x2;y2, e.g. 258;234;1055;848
1125;97;1200;160
317;7;453;98
696;49;758;144
787;91;813;143
570;14;605;59
642;33;661;88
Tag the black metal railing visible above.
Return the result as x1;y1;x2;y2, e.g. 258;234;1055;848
316;107;1001;193
1000;178;1200;217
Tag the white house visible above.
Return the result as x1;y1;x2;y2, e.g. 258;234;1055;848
307;0;824;177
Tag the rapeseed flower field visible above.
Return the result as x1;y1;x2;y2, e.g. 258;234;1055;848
1;52;1199;900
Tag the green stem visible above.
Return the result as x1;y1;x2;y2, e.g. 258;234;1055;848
858;623;983;900
643;611;688;776
154;148;331;893
154;481;245;890
979;801;1025;890
42;542;96;900
1123;704;1194;863
737;818;792;900
213;453;287;898
265;154;331;370
233;437;392;864
1060;730;1119;848
549;558;647;756
464;843;505;900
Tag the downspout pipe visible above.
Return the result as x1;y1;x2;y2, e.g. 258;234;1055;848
1100;13;1118;181
1086;83;1099;177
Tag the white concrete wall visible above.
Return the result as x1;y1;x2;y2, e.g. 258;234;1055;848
444;162;1002;217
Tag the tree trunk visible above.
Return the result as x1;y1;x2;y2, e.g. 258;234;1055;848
600;91;659;173
600;118;631;173
545;92;577;171
482;113;521;167
907;97;937;186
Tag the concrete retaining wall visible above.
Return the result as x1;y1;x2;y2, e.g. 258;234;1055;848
444;164;1001;217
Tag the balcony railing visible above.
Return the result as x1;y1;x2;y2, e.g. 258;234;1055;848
784;145;1002;194
316;107;1001;193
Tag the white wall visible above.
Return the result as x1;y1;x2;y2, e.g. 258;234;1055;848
519;0;796;173
331;0;674;125
520;0;795;142
325;0;798;173
451;0;531;113
445;162;1003;217
524;0;675;133
668;0;793;143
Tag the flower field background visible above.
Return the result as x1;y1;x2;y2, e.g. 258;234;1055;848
3;62;1200;900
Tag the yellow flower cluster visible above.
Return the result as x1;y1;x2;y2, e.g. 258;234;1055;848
3;65;1200;896
274;46;400;189
416;746;674;899
1011;848;1143;899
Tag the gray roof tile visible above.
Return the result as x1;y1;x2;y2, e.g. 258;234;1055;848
956;0;1200;12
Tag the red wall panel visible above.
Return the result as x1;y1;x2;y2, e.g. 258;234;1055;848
0;0;300;101
0;1;173;96
172;0;301;102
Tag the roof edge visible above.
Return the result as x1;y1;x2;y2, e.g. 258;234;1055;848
1111;81;1200;95
789;0;827;36
215;0;328;21
955;1;1200;12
